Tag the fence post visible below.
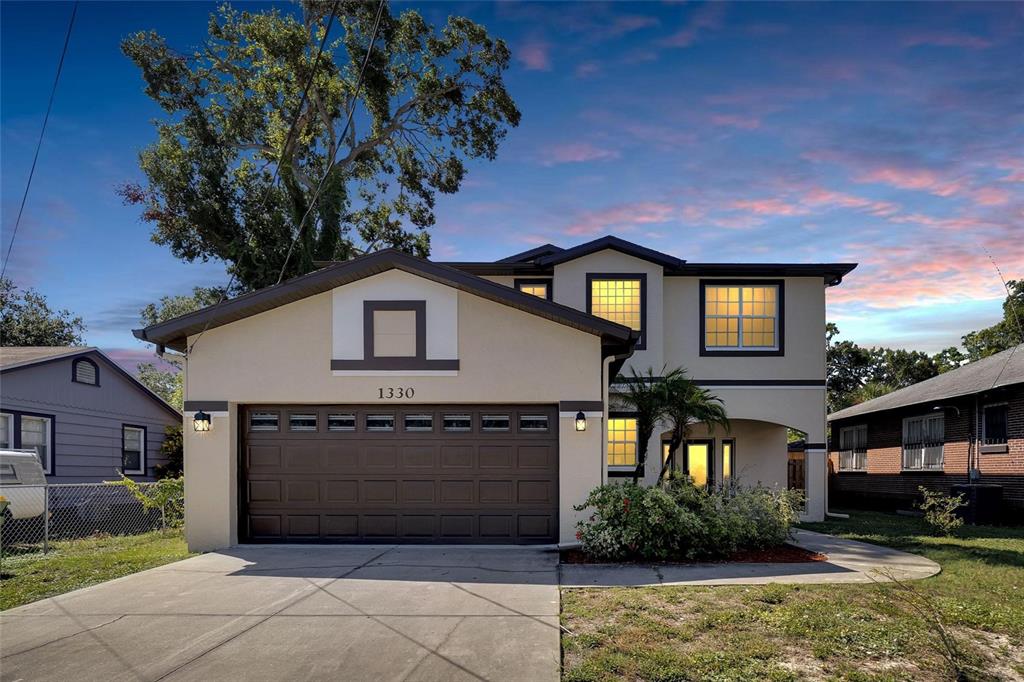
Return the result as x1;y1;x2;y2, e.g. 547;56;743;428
43;485;50;554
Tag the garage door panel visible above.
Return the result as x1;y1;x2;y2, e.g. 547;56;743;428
243;405;558;544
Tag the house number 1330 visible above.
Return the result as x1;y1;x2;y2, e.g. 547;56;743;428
378;387;414;399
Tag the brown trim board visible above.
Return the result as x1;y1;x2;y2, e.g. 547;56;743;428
363;300;427;361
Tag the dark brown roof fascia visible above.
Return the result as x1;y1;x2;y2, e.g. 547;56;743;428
668;263;858;286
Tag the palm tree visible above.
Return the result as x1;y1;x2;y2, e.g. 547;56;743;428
613;366;680;483
660;373;730;481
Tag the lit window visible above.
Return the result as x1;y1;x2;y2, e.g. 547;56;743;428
289;414;318;431
838;425;867;471
982;404;1008;446
607;417;637;467
21;415;52;474
373;310;417;357
902;415;943;470
122;426;145;474
250;412;279;431
590;278;643;337
704;285;778;349
516;280;550;300
722;440;735;480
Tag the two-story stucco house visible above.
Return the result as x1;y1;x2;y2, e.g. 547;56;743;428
134;236;855;551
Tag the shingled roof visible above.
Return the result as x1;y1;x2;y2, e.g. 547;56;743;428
829;344;1023;421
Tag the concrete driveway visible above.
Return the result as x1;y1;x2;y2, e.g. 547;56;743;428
0;545;561;682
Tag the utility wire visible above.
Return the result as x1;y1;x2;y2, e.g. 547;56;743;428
1;1;78;281
187;2;341;357
275;0;387;286
984;248;1022;392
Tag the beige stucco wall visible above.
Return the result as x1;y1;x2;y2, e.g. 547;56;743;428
663;275;827;381
553;251;664;373
182;276;607;550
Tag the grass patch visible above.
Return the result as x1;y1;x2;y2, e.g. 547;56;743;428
561;511;1024;681
0;529;193;611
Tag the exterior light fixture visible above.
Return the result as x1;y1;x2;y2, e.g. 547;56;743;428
575;411;587;432
193;411;212;432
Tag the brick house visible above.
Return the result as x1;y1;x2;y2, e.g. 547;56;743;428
828;344;1023;515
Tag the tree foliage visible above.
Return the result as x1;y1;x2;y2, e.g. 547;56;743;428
661;373;730;479
153;425;184;479
613;366;679;483
962;279;1024;361
119;1;520;291
0;277;86;346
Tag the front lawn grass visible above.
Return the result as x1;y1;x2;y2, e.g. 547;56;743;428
0;529;193;611
561;511;1024;681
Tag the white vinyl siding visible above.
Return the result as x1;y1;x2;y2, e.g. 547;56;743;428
838;424;867;471
902;414;944;470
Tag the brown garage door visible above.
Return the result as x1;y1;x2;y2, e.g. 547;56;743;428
241;405;559;544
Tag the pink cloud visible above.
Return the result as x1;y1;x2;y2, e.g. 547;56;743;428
729;198;809;216
659;2;725;48
903;32;992;50
540;142;620;166
855;167;967;197
709;114;761;130
606;14;659;38
564;202;675;236
972;187;1013;206
517;40;551;71
802;188;900;217
574;61;601;79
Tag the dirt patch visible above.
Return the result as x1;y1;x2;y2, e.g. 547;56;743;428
560;543;827;565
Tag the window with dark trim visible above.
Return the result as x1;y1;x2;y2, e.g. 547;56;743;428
514;278;553;301
481;415;510;431
404;414;434;431
2;411;55;474
289;413;318;432
722;439;735;480
982;403;1008;452
366;414;395;431
587;273;647;350
838;424;867;471
249;412;279;431
443;414;472;432
0;412;11;449
122;425;145;475
72;357;99;386
328;414;356;431
519;414;549;432
607;416;637;467
699;280;784;356
365;301;425;360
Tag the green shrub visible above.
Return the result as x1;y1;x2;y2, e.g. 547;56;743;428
107;474;185;529
575;478;802;561
916;486;964;536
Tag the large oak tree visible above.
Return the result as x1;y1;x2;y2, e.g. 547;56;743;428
119;1;520;290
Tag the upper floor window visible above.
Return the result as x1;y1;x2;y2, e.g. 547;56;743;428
700;281;783;356
607;417;637;468
982;403;1008;452
838;424;867;471
515;279;552;301
72;358;99;385
902;414;944;470
588;274;646;349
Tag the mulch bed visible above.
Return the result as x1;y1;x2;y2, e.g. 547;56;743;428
560;543;828;565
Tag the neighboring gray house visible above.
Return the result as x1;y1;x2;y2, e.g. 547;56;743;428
0;347;181;482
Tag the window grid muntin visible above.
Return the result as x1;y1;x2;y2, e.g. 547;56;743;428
518;283;548;299
838;424;868;471
704;285;778;349
590;278;642;332
607;417;637;467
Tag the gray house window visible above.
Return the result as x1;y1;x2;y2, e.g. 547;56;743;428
122;425;145;475
22;415;52;474
0;413;11;448
72;358;99;385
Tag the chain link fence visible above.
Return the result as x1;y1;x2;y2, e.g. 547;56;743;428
0;482;184;557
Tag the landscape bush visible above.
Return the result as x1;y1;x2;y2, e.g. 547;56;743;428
574;477;803;561
916;486;965;536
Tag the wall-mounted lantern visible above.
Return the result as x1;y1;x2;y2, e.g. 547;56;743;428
575;411;587;432
193;411;212;433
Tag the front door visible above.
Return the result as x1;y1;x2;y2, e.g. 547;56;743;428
684;439;714;488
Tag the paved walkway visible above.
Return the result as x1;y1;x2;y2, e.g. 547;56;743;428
559;529;941;587
1;545;560;682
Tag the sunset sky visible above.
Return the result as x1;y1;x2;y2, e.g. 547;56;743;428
2;1;1021;370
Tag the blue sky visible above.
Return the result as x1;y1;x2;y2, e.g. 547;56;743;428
2;1;1021;371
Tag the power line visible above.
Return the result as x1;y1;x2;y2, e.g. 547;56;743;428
186;2;341;357
253;1;340;216
275;0;387;286
1;1;78;281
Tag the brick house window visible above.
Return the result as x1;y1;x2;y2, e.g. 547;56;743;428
982;403;1008;453
838;424;867;471
902;414;944;470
